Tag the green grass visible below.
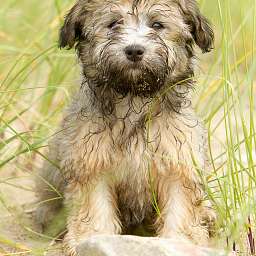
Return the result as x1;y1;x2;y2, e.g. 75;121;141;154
0;0;255;255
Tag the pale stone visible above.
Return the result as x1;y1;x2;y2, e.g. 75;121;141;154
76;235;228;256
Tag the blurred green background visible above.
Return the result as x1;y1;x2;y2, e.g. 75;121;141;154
0;0;255;255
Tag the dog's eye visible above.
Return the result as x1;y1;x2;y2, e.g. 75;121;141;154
151;22;164;30
108;19;124;29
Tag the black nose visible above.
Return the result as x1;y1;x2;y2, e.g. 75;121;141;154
124;45;145;62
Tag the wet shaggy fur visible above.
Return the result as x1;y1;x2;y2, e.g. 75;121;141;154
35;0;215;255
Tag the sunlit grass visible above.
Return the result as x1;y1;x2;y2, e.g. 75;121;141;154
0;0;255;255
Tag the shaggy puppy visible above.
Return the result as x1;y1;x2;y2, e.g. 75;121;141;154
35;0;215;255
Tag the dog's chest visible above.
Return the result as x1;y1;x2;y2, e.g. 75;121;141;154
60;97;205;184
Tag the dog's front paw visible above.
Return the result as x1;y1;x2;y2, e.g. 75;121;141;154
63;245;78;256
63;234;80;256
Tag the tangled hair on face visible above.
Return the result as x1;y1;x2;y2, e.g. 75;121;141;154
59;0;214;52
92;33;171;98
58;0;214;116
97;67;169;98
132;0;141;13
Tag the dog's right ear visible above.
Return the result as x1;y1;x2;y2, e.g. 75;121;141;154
59;2;87;49
179;0;214;53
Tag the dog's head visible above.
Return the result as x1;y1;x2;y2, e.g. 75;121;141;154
59;0;214;97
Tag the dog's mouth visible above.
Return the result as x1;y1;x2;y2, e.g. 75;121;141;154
101;67;168;97
95;53;170;97
126;61;144;70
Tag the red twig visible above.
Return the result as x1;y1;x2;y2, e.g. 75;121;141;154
248;216;255;255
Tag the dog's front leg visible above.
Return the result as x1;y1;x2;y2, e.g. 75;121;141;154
156;175;211;245
63;179;121;256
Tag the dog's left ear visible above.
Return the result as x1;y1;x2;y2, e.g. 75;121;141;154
59;2;87;49
180;0;214;53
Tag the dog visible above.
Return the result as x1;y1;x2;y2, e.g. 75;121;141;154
35;0;215;255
